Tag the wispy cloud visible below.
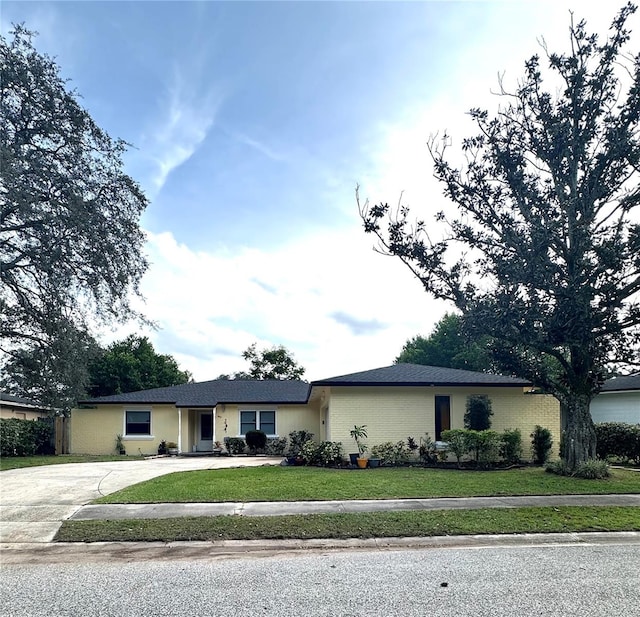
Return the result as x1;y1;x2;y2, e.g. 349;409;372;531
148;69;223;195
230;131;286;162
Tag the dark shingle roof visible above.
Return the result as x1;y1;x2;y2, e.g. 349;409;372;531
312;363;530;387
79;380;311;407
601;374;640;393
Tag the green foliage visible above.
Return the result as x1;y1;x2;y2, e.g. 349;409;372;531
500;429;523;464
531;426;554;465
464;395;493;430
265;437;288;456
300;440;344;467
0;27;148;392
1;321;100;413
547;459;611;480
235;343;305;380
245;430;267;454
595;423;640;464
440;429;467;465
287;430;314;457
369;441;410;466
0;418;53;457
360;5;640;468
418;433;437;464
87;335;191;398
395;313;493;372
224;437;246;455
406;436;418;452
349;425;368;455
464;430;501;467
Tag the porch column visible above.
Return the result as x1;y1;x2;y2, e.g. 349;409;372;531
212;406;216;444
177;407;182;453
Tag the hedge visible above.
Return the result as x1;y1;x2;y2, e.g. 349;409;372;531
595;422;640;464
0;418;54;457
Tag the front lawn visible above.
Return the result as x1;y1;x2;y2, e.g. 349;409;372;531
95;465;640;504
0;454;144;471
55;505;640;542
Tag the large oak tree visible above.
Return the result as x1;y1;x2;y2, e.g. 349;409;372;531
0;26;148;394
360;5;640;468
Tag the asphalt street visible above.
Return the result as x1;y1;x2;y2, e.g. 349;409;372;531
2;542;639;617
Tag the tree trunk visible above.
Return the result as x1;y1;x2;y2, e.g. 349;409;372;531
562;395;596;469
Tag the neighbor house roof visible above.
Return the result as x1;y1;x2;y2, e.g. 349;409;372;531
78;380;312;408
0;393;51;411
312;363;531;387
601;373;640;393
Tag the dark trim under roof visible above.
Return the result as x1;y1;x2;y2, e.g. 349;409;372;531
78;379;312;408
601;373;640;393
312;363;531;388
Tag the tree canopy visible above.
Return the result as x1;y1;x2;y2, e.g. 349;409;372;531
360;4;640;468
395;313;494;372
0;27;148;364
87;335;192;397
219;343;306;380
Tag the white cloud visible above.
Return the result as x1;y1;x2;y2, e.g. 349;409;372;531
109;228;446;382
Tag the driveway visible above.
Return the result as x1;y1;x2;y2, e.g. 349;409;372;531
0;456;282;543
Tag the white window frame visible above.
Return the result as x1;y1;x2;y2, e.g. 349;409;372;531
123;408;154;440
237;407;277;438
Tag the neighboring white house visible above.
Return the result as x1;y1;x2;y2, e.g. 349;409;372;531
590;374;640;424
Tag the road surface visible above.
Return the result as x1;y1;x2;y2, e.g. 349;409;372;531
1;541;638;616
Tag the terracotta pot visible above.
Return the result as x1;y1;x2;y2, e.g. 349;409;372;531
356;458;368;469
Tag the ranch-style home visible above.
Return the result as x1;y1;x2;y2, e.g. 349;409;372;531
71;363;560;458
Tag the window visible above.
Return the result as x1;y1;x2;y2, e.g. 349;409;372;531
240;410;276;436
125;410;151;436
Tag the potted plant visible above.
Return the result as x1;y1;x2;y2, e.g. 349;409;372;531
350;425;368;468
157;439;168;455
166;441;178;455
115;434;126;455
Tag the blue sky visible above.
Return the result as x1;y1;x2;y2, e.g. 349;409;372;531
2;1;628;381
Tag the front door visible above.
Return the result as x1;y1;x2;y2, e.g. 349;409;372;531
435;396;451;440
197;410;214;451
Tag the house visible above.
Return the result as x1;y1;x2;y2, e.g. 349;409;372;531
590;374;640;425
0;393;50;421
71;363;560;458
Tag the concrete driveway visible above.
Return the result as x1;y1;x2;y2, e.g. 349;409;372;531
0;456;282;543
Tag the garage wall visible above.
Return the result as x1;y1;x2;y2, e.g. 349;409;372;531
326;386;560;460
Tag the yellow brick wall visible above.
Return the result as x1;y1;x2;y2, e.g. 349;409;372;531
213;403;320;442
326;386;560;460
70;404;180;455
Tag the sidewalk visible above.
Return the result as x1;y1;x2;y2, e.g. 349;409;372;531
71;493;640;521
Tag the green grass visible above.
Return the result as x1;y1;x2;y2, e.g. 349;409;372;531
95;465;640;504
0;454;144;471
54;506;640;543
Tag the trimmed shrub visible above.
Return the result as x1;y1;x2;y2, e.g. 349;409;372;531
464;395;493;430
500;429;523;464
0;418;53;457
465;430;500;467
595;422;640;464
301;440;343;466
370;441;409;466
245;429;267;454
440;429;468;466
287;430;314;457
265;437;288;456
531;425;553;464
224;437;246;455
